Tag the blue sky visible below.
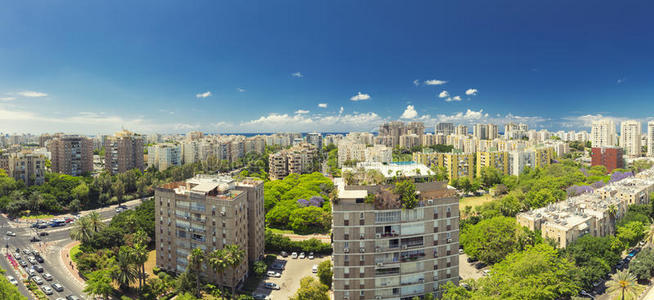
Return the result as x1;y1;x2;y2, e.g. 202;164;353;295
1;0;653;134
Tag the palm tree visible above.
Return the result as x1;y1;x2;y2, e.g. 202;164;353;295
608;204;618;228
607;270;640;300
187;248;206;297
131;229;151;290
113;247;138;291
87;211;105;233
223;244;245;300
69;217;94;244
208;249;228;298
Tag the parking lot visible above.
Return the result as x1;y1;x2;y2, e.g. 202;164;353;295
253;254;331;300
458;253;483;280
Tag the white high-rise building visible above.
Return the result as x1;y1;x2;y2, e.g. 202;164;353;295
591;120;617;147
648;121;654;157
620;120;642;157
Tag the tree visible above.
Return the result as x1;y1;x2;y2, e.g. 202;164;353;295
564;235;621;289
72;182;90;206
131;230;150;291
289;276;329;300
606;270;641;300
223;244;245;300
70;216;95;244
187;248;206;297
207;248;227;297
393;180;417;209
87;211;105;233
251;260;267;277
113;246;138;290
316;260;333;288
628;247;654;281
112;179;125;206
84;269;115;300
479;167;502;189
460;216;534;264
616;221;646;249
0;267;26;300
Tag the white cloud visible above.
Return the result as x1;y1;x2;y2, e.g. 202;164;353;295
413;79;420;86
18;91;47;97
318;103;328;108
400;105;418;119
339;106;344;114
350;92;371;101
291;72;304;78
240;111;383;132
0;97;16;101
196;91;212;98
445;95;462;102
438;90;449;98
237;88;246;92
295;109;310;114
465;88;478;96
424;79;447;86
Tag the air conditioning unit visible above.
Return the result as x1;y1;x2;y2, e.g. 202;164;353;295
375;233;381;238
447;238;452;243
360;247;365;253
376;297;382;300
376;262;383;267
427;199;434;205
402;245;408;249
376;248;381;253
344;248;350;253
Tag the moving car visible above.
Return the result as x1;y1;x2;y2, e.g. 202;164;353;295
42;285;53;295
52;283;64;292
30;236;41;242
312;265;318;273
299;252;306;259
65;217;75;223
7;275;18;285
266;271;281;278
43;273;53;281
291;252;298;259
6;231;16;236
39;232;49;236
264;282;280;290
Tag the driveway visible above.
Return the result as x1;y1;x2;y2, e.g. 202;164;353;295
254;254;331;299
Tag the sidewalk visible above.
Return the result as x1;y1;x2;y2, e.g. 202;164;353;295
60;241;86;290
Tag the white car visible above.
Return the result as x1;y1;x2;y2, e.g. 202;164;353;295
43;273;53;281
308;252;314;260
7;275;18;285
482;269;491;276
298;252;306;259
32;276;43;285
264;282;280;290
6;231;15;236
291;252;298;259
312;265;318;273
41;285;53;295
266;271;281;278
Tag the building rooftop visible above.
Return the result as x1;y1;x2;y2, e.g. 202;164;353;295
343;161;433;178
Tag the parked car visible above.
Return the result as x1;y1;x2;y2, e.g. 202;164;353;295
6;231;16;236
19;260;28;267
253;294;271;300
291;252;298;259
482;269;491;276
22;249;31;255
266;271;281;278
467;256;478;263
459;249;464;254
30;236;41;242
28;268;37;277
66;295;81;300
14;253;21;260
264;282;280;290
299;252;306;259
308;252;314;260
6;275;18;285
52;283;64;292
312;265;318;273
28;257;37;265
474;262;487;270
33;265;44;273
35;255;44;263
32;276;43;285
43;273;53;281
42;285;53;295
280;251;288;257
37;224;48;229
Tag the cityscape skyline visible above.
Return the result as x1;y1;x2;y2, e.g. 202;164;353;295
2;1;654;134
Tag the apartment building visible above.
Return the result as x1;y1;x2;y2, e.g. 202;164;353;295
591;120;618;147
508;147;555;176
339;141;367;167
648;121;654;157
504;123;528;140
591;147;624;173
148;144;182;171
399;134;421;149
47;135;94;176
0;151;46;186
476;151;510;177
268;143;318;180
104;130;145;174
412;152;474;184
472;124;488;140
155;175;264;289
454;125;468;136
332;171;459;300
378;121;425;147
435;123;454;136
620;120;642;157
306;132;323;150
517;169;654;248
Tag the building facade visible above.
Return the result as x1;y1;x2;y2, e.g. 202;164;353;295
649;121;654;157
620;120;642;157
591;147;624;173
148;144;182;171
104;130;145;174
155;175;264;289
0;151;46;186
332;177;459;300
591;120;617;147
47;135;94;176
476;151;510;177
268;143;318;180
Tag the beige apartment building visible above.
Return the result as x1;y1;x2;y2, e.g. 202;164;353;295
0;151;46;186
476;151;509;177
332;174;460;300
47;135;94;176
268;143;317;180
412;152;474;184
155;175;264;289
104;130;145;174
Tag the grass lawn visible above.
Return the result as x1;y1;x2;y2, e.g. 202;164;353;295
144;250;156;279
69;244;81;263
21;214;54;220
267;228;295;235
459;194;496;210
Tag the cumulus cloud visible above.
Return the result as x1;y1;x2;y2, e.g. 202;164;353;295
339;106;344;114
445;95;462;102
196;91;212;98
424;79;447;86
318;103;328;108
350;92;371;101
560;114;633;129
18;91;47;97
291;72;304;78
413;79;420;86
240;111;384;132
438;90;449;98
295;109;310;114
400;105;418;119
465;88;478;96
237;88;246;92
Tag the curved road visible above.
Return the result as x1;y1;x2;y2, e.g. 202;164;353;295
0;199;144;300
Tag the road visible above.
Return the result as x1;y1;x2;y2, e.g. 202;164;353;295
0;199;144;300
